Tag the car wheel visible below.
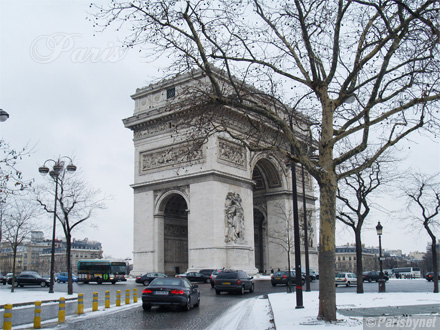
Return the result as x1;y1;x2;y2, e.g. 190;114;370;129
40;281;46;287
335;284;338;287
97;278;103;285
240;286;245;295
14;282;19;287
112;281;117;284
211;282;214;288
182;298;191;311
143;280;149;286
346;282;351;287
249;283;254;293
142;304;151;311
215;290;220;295
57;279;61;283
271;283;276;287
368;278;372;282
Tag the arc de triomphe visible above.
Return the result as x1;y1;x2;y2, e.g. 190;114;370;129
123;70;318;276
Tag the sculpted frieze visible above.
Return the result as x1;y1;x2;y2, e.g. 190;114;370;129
140;142;204;173
218;139;246;169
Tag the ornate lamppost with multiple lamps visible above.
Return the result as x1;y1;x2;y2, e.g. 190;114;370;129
38;157;77;293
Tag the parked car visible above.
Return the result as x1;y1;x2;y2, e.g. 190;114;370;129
176;272;207;283
8;273;50;287
210;269;223;288
425;272;435;281
301;268;319;281
214;269;254;295
335;272;357;287
141;277;200;311
199;269;215;282
362;271;389;282
0;274;6;285
136;273;167;286
56;272;78;283
271;271;305;286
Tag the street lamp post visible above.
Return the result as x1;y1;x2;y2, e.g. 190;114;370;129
376;221;386;293
290;148;304;309
301;164;311;292
38;157;77;293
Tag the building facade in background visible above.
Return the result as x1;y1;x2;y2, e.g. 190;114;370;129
124;70;319;276
0;231;103;275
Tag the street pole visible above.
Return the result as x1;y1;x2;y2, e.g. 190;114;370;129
291;153;304;308
376;221;386;293
49;175;59;293
301;164;311;292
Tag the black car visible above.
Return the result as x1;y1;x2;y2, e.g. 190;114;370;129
362;271;389;282
142;277;200;311
199;269;215;282
177;272;207;283
214;270;254;295
0;274;6;285
271;271;305;286
425;272;435;281
136;272;167;286
8;273;50;287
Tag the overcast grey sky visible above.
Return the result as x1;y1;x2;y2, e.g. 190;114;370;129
0;0;439;260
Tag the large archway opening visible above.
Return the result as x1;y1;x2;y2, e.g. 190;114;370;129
252;158;282;273
163;194;188;275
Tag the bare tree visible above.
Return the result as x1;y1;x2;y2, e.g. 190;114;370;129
268;204;295;293
2;194;39;292
336;156;396;293
36;167;107;295
0;139;33;246
402;172;440;293
93;0;440;321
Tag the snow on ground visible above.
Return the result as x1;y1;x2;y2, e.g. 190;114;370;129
269;291;440;330
0;290;77;307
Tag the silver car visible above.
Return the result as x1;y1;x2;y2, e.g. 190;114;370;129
335;272;357;287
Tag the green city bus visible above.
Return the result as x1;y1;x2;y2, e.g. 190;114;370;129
77;259;128;284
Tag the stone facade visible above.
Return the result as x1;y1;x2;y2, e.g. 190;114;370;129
123;70;318;276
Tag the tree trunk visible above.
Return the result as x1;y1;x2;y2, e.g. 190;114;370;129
11;246;17;293
355;230;364;294
317;172;337;321
431;237;438;293
66;233;73;295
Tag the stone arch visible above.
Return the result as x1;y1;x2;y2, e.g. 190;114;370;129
251;153;289;273
155;190;189;275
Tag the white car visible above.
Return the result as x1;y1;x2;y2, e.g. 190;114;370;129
335;272;357;287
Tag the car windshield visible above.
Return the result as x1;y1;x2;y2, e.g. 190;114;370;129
150;278;182;286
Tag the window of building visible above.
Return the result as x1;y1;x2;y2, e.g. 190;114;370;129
167;87;176;99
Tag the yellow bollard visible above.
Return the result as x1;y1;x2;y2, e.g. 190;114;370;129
116;290;121;306
3;304;13;330
125;289;130;305
105;290;110;309
33;301;41;329
92;292;98;311
133;288;138;303
58;297;65;323
78;293;84;315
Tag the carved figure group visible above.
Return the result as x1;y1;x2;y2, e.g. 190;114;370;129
224;192;245;243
